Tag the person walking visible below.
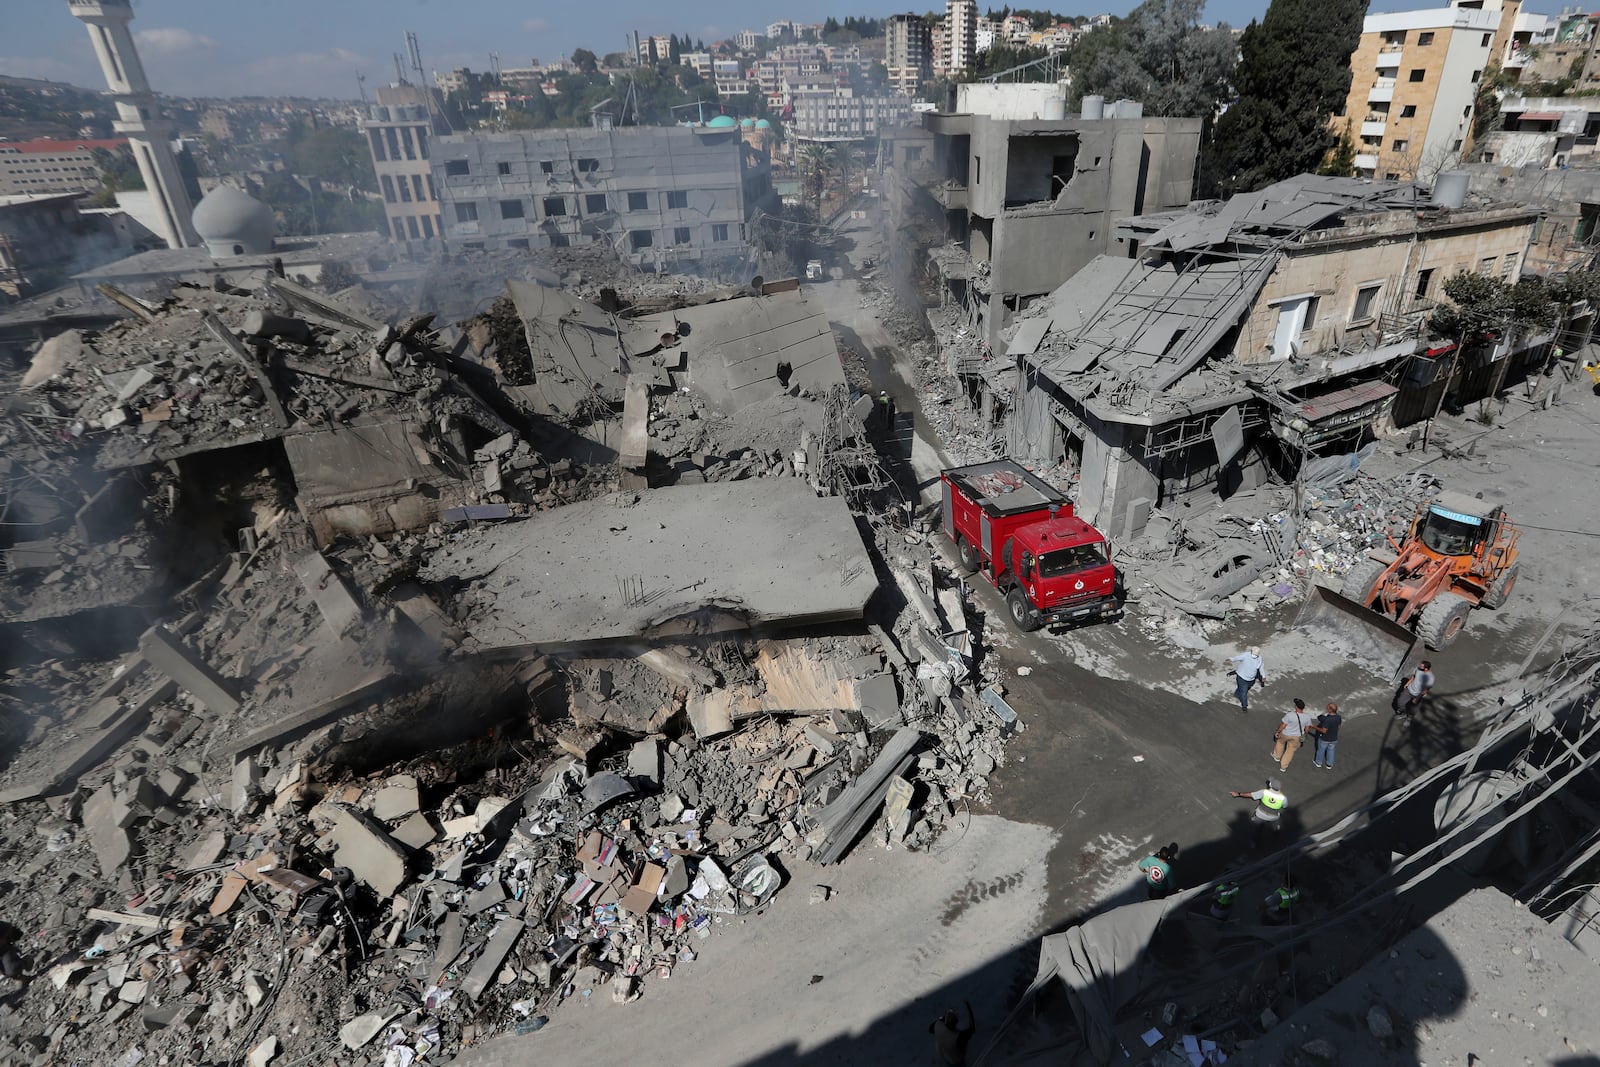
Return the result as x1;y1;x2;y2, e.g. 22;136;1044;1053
930;1001;976;1066
1137;843;1180;900
1229;778;1287;847
1272;699;1312;770
1394;660;1435;721
1224;646;1267;712
1311;702;1343;769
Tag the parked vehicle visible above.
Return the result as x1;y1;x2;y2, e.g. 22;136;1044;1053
939;460;1119;632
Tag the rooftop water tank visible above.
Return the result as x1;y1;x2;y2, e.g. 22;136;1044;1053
1081;94;1104;120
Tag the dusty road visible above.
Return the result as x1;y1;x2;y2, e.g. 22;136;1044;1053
453;214;1600;1066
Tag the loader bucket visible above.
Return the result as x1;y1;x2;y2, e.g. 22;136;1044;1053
1294;584;1422;681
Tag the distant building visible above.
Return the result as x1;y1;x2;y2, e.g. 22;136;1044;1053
945;0;979;73
199;108;235;142
736;29;763;52
430;123;765;274
887;14;933;95
1472;94;1600;170
681;52;715;79
713;59;748;96
790;86;918;142
1339;0;1519;182
0;137;125;197
0;191;139;300
360;84;451;242
434;67;479;95
767;20;799;40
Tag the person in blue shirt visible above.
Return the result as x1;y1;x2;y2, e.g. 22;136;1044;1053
1312;702;1343;769
1224;646;1267;712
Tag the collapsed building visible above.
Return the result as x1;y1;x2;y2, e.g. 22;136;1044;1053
1004;173;1581;540
0;253;1025;1065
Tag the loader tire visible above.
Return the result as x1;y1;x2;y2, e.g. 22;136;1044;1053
1418;592;1472;650
1007;587;1041;632
958;537;980;575
1339;559;1388;605
1481;563;1519;610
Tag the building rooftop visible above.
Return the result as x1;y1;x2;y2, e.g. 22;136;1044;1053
0;137;126;154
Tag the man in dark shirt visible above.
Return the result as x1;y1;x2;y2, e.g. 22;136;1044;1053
931;1001;976;1065
1312;702;1343;769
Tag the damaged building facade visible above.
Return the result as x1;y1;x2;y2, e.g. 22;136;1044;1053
1011;175;1551;538
431;125;767;276
908;84;1202;353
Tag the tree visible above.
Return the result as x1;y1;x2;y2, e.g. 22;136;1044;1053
1319;120;1356;177
1203;0;1366;195
1430;270;1556;341
1065;0;1235;118
286;126;376;192
571;48;599;74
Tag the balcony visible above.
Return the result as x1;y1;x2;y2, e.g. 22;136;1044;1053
1376;48;1404;69
929;179;968;210
1361;120;1388;138
1355;153;1379;170
1368;79;1397;104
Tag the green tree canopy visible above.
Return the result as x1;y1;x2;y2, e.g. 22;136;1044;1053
1065;0;1235;118
1203;0;1365;195
285;126;377;192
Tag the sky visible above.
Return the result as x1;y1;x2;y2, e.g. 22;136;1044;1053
1;0;1497;100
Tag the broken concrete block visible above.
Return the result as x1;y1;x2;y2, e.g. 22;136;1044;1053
627;739;660;783
117;979;148;1004
661;855;690;899
339;1011;395;1050
243;972;269;1008
461;919;524;999
231;757;262;816
138;625;240;715
184;829;228;868
390;582;463;648
483;458;503;494
856;673;901;730
327;805;409;896
291;551;363;638
391;811;438;850
371;774;420;821
83;784;133;878
805;726;841;757
247;1035;278;1067
115;366;155;403
100;406;130;430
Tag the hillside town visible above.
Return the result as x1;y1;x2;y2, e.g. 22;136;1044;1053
5;1;1600;1066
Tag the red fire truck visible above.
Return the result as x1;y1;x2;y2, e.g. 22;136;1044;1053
939;460;1119;632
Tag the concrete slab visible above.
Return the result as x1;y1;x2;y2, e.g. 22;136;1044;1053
291;551;363;638
371;774;420;821
138;625;240;715
83;784;133;878
420;481;876;655
619;377;651;471
326;805;409;896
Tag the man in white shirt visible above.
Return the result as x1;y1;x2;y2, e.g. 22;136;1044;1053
1225;646;1266;712
1395;660;1435;721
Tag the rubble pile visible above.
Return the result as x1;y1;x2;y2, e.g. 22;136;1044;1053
0;266;1031;1064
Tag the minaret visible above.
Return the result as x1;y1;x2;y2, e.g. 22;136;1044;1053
67;0;199;249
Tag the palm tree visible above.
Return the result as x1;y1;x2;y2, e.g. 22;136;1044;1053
799;142;833;212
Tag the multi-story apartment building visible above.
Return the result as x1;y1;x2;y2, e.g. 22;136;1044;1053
887;14;934;95
430;123;765;274
1339;0;1515;181
0;137;125;196
681;52;715;80
1001;14;1033;44
712;60;748;96
735;29;762;52
767;20;799;40
790;86;918;142
945;0;979;73
932;23;950;73
360;84;450;242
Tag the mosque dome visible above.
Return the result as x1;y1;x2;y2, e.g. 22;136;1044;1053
707;114;738;128
191;184;275;258
755;118;772;129
740;117;755;128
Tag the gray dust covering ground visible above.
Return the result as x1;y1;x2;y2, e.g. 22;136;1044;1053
449;814;1057;1067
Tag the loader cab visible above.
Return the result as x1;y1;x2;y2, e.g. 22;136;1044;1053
1418;492;1503;558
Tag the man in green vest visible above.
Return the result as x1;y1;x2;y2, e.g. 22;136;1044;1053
1209;880;1241;921
1261;873;1302;925
1229;778;1287;847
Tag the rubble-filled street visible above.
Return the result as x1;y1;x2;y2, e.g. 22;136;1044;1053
2;194;1598;1067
